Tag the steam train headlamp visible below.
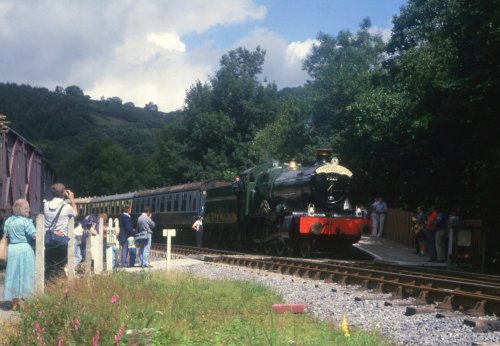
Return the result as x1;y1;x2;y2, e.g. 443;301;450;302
310;222;323;235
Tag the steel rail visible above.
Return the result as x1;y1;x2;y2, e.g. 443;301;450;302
151;244;500;316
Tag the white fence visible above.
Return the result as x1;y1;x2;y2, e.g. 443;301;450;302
35;216;120;294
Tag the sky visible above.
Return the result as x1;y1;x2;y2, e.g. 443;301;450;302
0;0;406;112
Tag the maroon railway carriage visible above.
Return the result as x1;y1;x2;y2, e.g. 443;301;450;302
0;126;55;233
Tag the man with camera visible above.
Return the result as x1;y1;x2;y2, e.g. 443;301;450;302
43;183;78;280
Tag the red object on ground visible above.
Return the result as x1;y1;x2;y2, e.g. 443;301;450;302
272;304;305;314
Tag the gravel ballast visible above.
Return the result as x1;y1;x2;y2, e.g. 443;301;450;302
177;262;500;346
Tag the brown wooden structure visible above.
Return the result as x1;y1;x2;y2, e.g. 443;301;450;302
0;116;55;233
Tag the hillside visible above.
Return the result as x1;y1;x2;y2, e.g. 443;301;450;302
0;82;179;194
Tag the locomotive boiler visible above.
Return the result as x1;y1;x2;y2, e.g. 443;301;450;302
203;149;370;257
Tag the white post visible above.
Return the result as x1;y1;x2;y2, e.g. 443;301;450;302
94;220;103;274
163;229;176;271
35;214;45;294
84;229;92;279
67;218;75;278
106;247;114;271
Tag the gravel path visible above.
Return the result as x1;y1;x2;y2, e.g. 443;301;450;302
176;261;500;346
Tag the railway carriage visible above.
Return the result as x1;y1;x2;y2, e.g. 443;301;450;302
1;125;55;234
132;179;230;243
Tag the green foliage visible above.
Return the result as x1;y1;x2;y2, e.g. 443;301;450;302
303;18;386;138
381;0;500;216
0;82;170;196
1;0;499;231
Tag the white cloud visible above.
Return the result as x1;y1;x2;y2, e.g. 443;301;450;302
285;39;318;68
232;29;312;88
147;32;186;52
0;0;267;112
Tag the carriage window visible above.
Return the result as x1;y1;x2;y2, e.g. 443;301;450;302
174;194;179;211
160;196;165;212
151;197;157;212
181;193;187;211
166;195;172;212
192;196;197;211
187;194;192;211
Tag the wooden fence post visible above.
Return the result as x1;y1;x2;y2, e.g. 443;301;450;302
35;214;45;294
94;219;104;274
84;228;92;279
67;218;75;278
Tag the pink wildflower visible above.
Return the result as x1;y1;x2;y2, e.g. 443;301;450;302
111;294;119;304
33;321;40;333
38;310;43;318
58;336;64;346
73;318;80;331
92;330;100;346
63;288;69;298
114;323;125;345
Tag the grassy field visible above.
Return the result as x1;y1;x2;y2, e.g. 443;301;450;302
0;271;389;345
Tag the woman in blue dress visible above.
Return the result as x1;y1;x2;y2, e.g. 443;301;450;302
3;199;36;311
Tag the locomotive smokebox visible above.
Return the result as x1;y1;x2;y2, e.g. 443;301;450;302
315;148;332;164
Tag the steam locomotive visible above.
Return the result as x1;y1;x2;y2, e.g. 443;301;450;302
75;149;369;257
203;149;370;257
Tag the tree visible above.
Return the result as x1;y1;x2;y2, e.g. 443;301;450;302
144;102;158;111
303;18;386;143
67;140;135;196
251;88;316;163
210;46;279;137
384;0;500;216
65;85;84;97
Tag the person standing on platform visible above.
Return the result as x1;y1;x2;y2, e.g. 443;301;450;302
3;199;37;311
137;206;155;268
127;236;137;267
369;198;379;236
376;197;388;237
80;214;97;262
192;216;204;247
447;209;461;260
426;205;440;262
413;206;427;256
44;183;78;280
434;208;448;262
118;205;133;267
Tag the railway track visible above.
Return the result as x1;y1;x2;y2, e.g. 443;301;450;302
151;243;500;321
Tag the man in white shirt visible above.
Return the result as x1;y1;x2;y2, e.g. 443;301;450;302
44;183;78;279
192;216;204;248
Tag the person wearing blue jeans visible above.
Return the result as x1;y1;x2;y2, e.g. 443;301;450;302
127;236;137;267
137;206;155;268
118;205;134;267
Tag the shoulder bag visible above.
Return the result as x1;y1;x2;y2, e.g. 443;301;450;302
45;204;70;247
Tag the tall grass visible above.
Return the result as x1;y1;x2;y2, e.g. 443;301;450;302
1;271;388;345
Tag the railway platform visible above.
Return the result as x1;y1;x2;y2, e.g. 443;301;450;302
354;235;446;267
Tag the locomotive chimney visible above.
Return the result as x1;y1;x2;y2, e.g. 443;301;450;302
315;148;332;164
